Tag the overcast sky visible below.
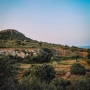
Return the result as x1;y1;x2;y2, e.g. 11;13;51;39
0;0;90;46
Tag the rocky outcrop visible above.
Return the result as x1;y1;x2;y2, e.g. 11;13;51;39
0;48;88;58
0;48;40;58
51;49;88;57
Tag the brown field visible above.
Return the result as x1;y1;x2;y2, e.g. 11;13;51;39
53;60;76;71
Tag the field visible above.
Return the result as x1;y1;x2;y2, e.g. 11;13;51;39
17;59;90;82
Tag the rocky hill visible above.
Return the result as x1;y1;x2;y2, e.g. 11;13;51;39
0;29;32;40
0;48;88;58
0;29;88;57
0;29;38;47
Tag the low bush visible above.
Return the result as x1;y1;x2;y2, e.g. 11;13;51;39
85;59;90;65
70;63;86;75
50;78;71;90
24;52;51;64
23;64;56;83
72;77;90;90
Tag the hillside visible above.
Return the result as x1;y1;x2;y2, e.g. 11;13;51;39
0;29;65;48
0;29;88;57
0;29;85;48
0;29;38;48
0;29;33;40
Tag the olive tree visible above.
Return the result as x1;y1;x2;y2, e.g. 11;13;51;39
70;63;86;75
23;64;56;83
73;77;90;90
0;55;18;90
50;78;71;90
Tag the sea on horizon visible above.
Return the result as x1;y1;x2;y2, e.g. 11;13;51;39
78;46;90;49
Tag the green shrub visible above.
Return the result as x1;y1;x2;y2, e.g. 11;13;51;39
22;76;71;90
22;76;57;90
23;64;56;83
23;69;31;77
72;77;90;90
50;78;71;90
22;76;43;90
56;70;66;75
87;52;90;59
86;68;90;72
70;63;86;75
85;59;90;65
0;55;18;90
24;52;51;64
85;73;90;78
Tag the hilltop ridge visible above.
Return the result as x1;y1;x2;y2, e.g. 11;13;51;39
0;29;88;58
0;29;32;40
0;29;20;33
0;29;87;51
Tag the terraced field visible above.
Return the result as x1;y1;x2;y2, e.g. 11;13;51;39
17;59;90;82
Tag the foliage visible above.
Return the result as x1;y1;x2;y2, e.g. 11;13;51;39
23;69;31;77
22;76;45;90
70;63;86;75
51;56;69;62
87;51;90;59
51;55;81;62
42;48;53;55
23;64;56;83
0;29;88;57
70;46;79;52
50;78;71;90
0;55;18;90
56;70;66;75
86;68;90;72
39;41;43;47
85;59;90;65
24;52;51;64
72;77;90;90
8;55;23;63
63;45;70;50
0;29;30;40
85;73;90;78
22;76;71;90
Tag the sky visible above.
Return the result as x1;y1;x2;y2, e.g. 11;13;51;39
0;0;90;46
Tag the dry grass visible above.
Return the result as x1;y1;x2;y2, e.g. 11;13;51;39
20;64;31;69
17;64;31;82
79;60;88;65
59;60;76;65
53;60;76;72
17;70;25;82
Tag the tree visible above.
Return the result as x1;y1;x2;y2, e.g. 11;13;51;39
23;64;56;83
50;78;71;90
0;55;17;90
8;55;23;63
42;48;53;56
70;46;78;52
75;55;80;62
73;77;90;90
87;49;90;59
22;76;42;90
87;52;90;59
70;63;86;75
24;52;51;64
39;42;43;47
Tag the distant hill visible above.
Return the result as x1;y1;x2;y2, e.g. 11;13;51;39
0;29;89;58
0;29;39;48
0;29;88;54
0;29;32;40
